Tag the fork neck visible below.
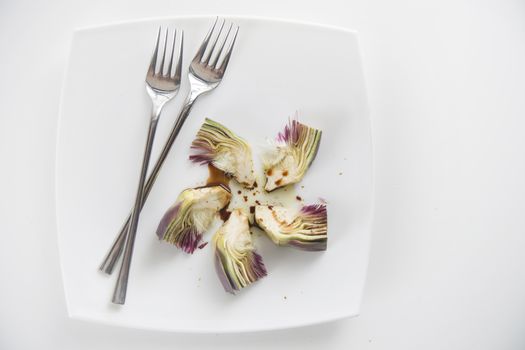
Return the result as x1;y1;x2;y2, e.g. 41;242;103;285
150;99;167;121
188;74;216;99
186;90;201;106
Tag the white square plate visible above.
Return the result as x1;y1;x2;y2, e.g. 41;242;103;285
56;16;372;333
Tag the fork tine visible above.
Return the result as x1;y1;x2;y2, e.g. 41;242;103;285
210;23;233;68
174;30;184;80
159;28;169;76
203;19;225;65
148;27;162;75
193;17;218;62
218;26;239;72
167;29;177;77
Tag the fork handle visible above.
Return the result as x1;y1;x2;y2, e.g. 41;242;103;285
112;108;161;304
100;92;199;275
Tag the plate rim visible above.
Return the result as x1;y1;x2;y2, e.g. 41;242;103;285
72;14;359;36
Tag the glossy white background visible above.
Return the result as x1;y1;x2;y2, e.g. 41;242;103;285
1;0;525;349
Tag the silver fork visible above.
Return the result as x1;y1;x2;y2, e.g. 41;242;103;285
101;18;239;277
112;27;183;304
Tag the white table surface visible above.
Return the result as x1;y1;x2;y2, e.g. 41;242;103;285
1;0;525;349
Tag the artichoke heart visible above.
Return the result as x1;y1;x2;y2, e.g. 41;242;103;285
213;209;267;293
156;185;231;254
263;119;321;191
190;118;256;188
255;204;327;251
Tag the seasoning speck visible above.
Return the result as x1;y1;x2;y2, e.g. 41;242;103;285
339;172;343;175
249;206;255;214
219;207;231;221
243;195;248;202
282;170;289;176
255;200;261;205
296;196;302;201
237;190;242;194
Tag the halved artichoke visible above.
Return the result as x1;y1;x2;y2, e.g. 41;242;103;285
255;204;327;251
213;209;267;293
156;185;231;254
263;119;322;191
190;118;256;188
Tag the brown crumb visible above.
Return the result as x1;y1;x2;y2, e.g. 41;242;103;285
282;170;288;176
266;169;273;176
296;196;302;201
275;179;282;186
219;207;231;221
